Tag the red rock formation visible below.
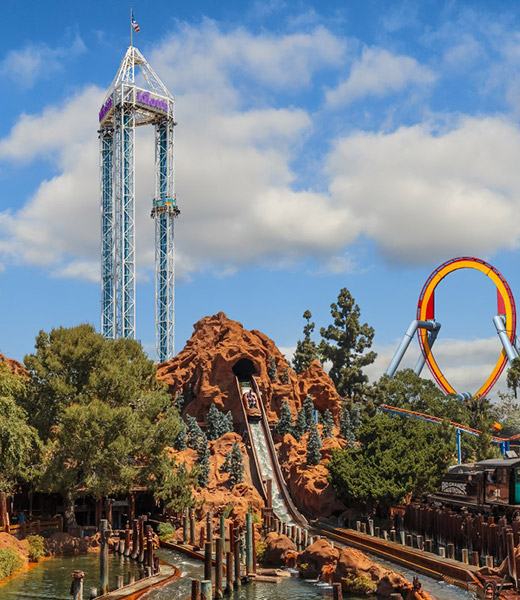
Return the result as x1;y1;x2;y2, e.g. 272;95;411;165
156;312;341;424
0;353;26;376
277;433;345;516
0;532;29;576
260;532;296;566
167;432;264;525
296;538;339;579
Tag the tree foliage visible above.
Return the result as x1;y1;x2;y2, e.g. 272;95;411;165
322;409;334;438
306;422;322;466
0;364;40;494
222;441;244;489
22;325;182;527
268;356;278;382
340;402;355;443
508;357;520;399
197;434;210;488
150;456;197;514
319;289;376;399
186;415;205;451
207;403;233;440
276;401;294;437
292;310;320;374
328;413;456;510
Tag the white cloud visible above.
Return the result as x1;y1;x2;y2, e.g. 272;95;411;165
326;116;520;263
326;46;435;107
0;33;86;88
367;336;510;397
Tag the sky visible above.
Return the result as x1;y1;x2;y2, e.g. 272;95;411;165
2;0;520;400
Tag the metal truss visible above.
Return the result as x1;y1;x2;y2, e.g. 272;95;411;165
100;45;177;357
152;118;178;362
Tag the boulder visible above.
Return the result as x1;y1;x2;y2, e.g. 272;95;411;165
297;538;339;579
260;532;296;566
0;353;26;376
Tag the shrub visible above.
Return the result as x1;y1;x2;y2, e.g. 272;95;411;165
27;535;45;562
157;522;175;542
255;540;266;562
0;547;23;579
342;574;376;594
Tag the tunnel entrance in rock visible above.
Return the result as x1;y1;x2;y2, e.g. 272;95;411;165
232;358;258;379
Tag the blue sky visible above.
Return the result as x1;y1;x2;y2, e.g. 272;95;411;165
2;0;520;398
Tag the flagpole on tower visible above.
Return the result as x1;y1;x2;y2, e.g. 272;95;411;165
130;4;133;48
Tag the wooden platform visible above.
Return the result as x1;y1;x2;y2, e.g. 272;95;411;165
96;562;179;600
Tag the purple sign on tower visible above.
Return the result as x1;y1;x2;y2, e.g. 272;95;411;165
99;97;112;122
137;91;168;112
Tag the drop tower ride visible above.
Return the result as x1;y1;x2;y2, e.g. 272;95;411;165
99;46;179;362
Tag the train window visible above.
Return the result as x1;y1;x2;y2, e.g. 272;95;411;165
498;468;508;484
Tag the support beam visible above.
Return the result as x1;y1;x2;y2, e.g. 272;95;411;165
386;320;440;377
493;315;519;363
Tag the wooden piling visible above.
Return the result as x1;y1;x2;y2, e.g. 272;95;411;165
471;551;479;567
146;525;154;572
205;541;213;582
220;515;226;552
226;551;233;593
207;511;214;544
245;512;253;575
116;575;124;589
234;537;241;588
183;509;189;544
201;580;212;600
462;549;469;564
128;573;135;585
447;543;455;559
190;509;196;546
507;531;517;587
191;578;201;600
124;523;131;557
71;570;84;600
139;516;147;563
100;519;109;595
216;537;223;598
131;518;138;560
486;555;494;568
333;582;342;600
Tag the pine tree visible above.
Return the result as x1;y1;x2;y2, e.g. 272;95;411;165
222;441;244;489
276;401;294;437
281;367;290;385
174;390;185;411
174;424;187;450
207;403;234;440
292;310;320;374
340;402;355;443
320;288;377;398
306;422;322;466
351;402;362;430
197;433;210;487
302;395;315;431
293;408;307;441
322;409;334;437
186;415;205;450
268;356;278;381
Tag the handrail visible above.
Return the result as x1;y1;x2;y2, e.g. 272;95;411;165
234;377;268;503
251;377;308;528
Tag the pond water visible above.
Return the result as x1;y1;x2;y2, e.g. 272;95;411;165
0;547;478;600
0;553;141;599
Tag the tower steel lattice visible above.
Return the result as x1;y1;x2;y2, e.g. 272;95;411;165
99;46;179;361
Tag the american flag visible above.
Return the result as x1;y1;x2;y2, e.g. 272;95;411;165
132;11;140;33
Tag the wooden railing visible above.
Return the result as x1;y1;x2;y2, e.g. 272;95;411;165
0;515;63;535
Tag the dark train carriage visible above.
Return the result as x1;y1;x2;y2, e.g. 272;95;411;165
429;455;520;517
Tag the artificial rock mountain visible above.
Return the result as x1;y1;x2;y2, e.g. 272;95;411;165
157;312;344;518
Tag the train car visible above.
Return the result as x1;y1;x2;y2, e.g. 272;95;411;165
429;454;520;518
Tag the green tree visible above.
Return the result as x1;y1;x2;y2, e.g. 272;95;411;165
508;357;520;399
268;356;278;382
150;457;197;514
186;415;205;451
23;325;182;529
222;441;244;489
0;364;40;495
340;402;355;443
173;425;187;451
207;403;233;440
302;395;315;431
306;422;322;466
319;289;376;398
350;403;362;430
328;413;455;511
322;409;334;438
276;401;294;437
293;408;307;441
292;310;320;374
197;434;210;487
281;367;290;385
